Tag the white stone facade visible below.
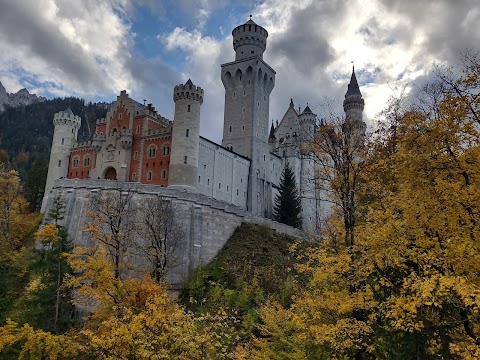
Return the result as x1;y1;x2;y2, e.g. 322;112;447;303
43;19;365;233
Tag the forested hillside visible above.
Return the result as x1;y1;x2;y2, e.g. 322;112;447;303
0;99;108;210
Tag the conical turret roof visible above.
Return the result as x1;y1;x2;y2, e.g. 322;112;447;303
64;107;74;115
345;67;362;97
302;104;313;114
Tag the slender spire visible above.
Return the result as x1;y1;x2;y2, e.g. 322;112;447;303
345;67;362;97
289;98;294;108
269;122;276;139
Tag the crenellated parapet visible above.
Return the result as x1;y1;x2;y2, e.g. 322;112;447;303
92;133;106;152
232;19;268;61
173;80;204;104
53;110;81;129
120;128;133;149
72;141;93;149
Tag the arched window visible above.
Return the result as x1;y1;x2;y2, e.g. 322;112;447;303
83;156;90;166
72;157;79;167
148;145;156;158
162;145;170;156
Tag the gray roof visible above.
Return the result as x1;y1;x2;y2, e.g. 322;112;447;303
345;68;362;97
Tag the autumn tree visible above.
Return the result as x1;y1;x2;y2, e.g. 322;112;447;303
310;106;367;246
85;185;137;280
248;54;480;359
274;163;302;228
136;196;185;283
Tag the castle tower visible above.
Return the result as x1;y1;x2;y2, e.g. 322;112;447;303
298;105;317;230
343;67;366;134
221;19;276;216
41;108;81;212
168;79;204;192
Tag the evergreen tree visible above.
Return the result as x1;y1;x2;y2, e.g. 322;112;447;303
274;163;302;228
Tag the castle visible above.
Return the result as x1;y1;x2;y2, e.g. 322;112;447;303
42;19;365;233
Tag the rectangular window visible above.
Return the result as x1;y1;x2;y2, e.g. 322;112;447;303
61;138;64;145
163;146;170;155
58;160;61;167
184;156;187;164
133;151;138;160
186;129;189;137
187;104;191;112
136;125;140;133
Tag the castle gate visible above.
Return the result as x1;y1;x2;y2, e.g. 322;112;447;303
104;167;117;180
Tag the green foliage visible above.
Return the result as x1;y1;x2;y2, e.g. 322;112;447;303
0;97;108;187
181;223;311;342
274;163;302;228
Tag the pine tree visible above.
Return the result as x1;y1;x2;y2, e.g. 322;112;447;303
274;163;302;228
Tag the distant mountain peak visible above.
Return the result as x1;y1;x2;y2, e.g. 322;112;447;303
0;81;46;111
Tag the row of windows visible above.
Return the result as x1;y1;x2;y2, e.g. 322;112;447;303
197;175;246;197
133;145;170;160
72;155;91;167
227;125;246;133
131;170;168;182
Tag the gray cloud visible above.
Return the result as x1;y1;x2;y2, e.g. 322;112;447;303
0;1;107;92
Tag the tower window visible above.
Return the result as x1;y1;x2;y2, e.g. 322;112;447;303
118;113;122;120
184;156;187;164
242;125;245;131
61;138;64;145
208;179;210;185
198;175;201;183
58;160;61;167
147;171;152;181
72;129;74;133
84;156;90;166
242;107;246;114
186;129;189;137
73;158;79;167
233;92;236;98
131;173;136;181
187;104;191;112
163;146;170;155
148;146;156;158
161;170;167;179
236;189;239;196
219;183;221;189
229;125;232;133
133;151;138;160
136;125;140;133
243;90;246;96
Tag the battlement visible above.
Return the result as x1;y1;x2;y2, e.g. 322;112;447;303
173;80;204;104
93;133;106;141
72;141;93;149
53;109;81;128
144;127;172;138
232;20;268;60
96;118;106;124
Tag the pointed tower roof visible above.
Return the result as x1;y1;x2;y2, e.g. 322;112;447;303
185;78;193;86
302;104;312;114
246;19;257;25
289;98;294;108
64;107;74;115
269;122;276;140
345;66;362;98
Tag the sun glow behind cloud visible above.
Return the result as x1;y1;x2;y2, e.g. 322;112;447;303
0;0;478;142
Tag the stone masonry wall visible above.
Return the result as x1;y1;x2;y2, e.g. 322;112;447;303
44;179;301;289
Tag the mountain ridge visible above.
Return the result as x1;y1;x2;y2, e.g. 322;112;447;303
0;81;46;111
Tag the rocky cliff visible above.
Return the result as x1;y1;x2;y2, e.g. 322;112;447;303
0;81;46;111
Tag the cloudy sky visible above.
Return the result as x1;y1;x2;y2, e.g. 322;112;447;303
0;0;478;143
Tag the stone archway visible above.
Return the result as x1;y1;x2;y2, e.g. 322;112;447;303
104;167;117;180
